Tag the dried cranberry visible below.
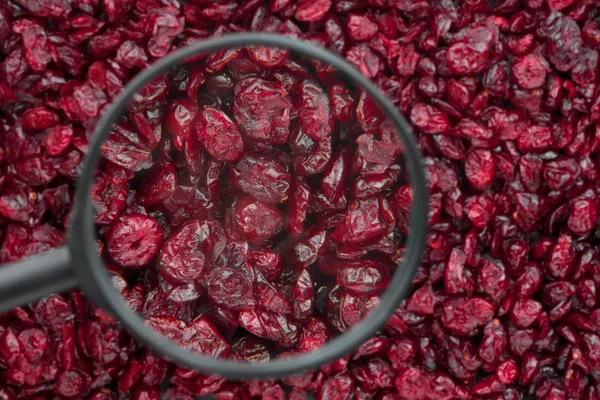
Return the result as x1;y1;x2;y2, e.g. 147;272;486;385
238;309;299;347
233;77;292;146
228;196;282;245
296;79;334;142
208;267;255;311
337;259;389;295
105;213;163;269
410;103;449;134
295;0;331;22
512;54;550;89
248;250;282;282
164;99;197;151
194;107;244;162
159;220;224;284
21;107;59;131
230;153;291;204
136;161;176;206
332;197;392;244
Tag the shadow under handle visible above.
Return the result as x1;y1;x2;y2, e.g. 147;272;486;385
0;247;77;313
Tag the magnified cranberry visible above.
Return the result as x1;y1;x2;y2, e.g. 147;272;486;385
337;260;389;295
136;161;176;206
228;196;282;245
208;267;255;311
159;219;224;284
102;131;153;172
296;79;334;142
248;250;282;282
238;309;299;348
194;107;244;162
164;99;197;151
297;317;329;353
329;83;355;124
105;213;163;269
233;77;292;145
332;197;391;244
163;185;215;226
285;177;311;236
231;154;291;204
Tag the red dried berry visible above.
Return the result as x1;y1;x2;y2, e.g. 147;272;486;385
158;220;224;283
297;79;334;142
464;149;495;190
512;54;549;89
295;0;332;22
194;107;244;162
337;260;390;295
231;154;292;204
229;196;282;245
105;213;163;269
164;99;197;151
332;197;391;244
567;199;598;236
21;107;59;131
137;161;176;206
410;103;449;134
233;77;293;146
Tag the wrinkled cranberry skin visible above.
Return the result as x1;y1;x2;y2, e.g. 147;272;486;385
228;196;282;245
208;267;255;311
248;250;282;282
21;107;59;131
337;260;390;295
329;83;355;124
230;154;292;204
332;197;391;244
296;79;334;142
105;213;163;269
164;99;196;151
194;107;244;162
233;77;293;146
136;161;176;206
158;219;224;284
285;177;311;236
410;103;449;134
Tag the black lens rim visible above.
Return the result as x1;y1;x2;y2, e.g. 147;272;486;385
69;33;428;380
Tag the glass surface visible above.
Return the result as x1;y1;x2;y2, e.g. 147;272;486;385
88;45;413;364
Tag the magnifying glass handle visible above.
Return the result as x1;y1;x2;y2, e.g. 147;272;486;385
0;247;76;313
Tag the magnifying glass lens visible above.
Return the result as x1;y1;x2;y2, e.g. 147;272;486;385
89;44;413;365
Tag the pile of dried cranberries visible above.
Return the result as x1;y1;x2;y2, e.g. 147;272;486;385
96;48;404;363
1;0;600;399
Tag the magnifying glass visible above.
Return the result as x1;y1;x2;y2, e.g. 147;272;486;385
0;33;427;380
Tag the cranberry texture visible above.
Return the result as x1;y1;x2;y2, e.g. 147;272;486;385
2;0;600;399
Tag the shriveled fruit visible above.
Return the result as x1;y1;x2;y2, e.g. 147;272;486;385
105;213;163;269
158;220;224;283
230;154;292;204
232;77;293;145
194;107;244;162
228;196;282;245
